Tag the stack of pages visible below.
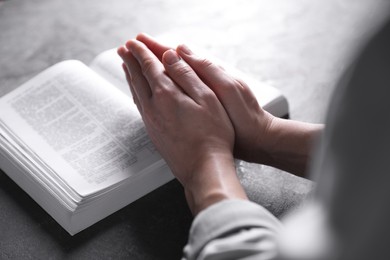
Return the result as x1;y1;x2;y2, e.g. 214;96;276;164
0;48;288;235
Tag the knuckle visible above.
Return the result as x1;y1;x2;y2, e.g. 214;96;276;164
174;64;193;78
220;75;240;90
153;86;166;98
130;73;140;86
198;57;213;69
198;88;216;102
153;84;174;99
234;78;249;89
141;58;155;75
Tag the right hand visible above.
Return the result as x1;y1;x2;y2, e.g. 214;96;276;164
175;44;276;164
136;33;275;164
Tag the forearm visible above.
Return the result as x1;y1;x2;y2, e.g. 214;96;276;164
183;152;248;215
262;117;324;177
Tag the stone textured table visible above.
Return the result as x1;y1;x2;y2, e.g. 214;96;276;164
0;0;389;259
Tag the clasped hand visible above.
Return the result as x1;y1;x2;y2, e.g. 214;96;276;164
118;34;273;213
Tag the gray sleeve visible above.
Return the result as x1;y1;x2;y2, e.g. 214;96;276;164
307;19;390;260
182;199;283;260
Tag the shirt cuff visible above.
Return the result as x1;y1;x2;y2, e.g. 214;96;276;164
183;199;282;259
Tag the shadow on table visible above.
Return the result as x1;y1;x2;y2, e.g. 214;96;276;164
0;172;192;259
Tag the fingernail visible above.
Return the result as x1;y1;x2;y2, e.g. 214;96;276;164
125;39;137;51
179;44;193;55
117;46;126;58
164;50;181;65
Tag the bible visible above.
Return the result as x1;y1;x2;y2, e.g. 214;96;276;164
0;48;288;235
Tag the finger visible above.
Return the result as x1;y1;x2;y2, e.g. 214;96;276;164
136;33;172;62
121;62;142;110
162;49;213;105
176;45;259;125
117;46;152;108
121;62;134;98
126;40;166;92
176;44;249;102
176;44;242;94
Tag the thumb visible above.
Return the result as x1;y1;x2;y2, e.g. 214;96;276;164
176;45;246;100
162;50;212;104
176;44;248;107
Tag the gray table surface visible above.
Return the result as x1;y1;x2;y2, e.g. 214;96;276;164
0;0;389;259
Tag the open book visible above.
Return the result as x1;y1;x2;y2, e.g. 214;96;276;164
0;48;288;235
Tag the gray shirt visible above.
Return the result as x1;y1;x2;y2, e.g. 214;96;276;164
183;18;390;260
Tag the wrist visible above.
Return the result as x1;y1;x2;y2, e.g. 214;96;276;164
183;152;248;215
238;111;277;165
260;117;324;176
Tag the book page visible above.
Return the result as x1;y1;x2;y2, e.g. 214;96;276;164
0;60;163;197
89;48;131;98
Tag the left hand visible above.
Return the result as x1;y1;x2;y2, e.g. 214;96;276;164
118;39;247;214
